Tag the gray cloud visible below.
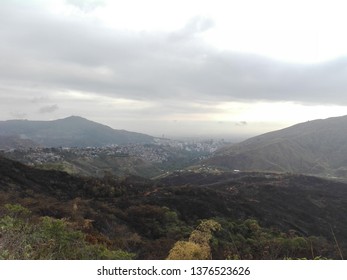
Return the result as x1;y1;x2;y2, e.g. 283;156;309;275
38;104;59;114
30;96;49;103
1;1;347;127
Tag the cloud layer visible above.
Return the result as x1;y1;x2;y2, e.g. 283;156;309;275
1;1;347;136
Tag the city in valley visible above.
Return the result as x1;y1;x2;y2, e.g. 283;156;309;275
1;138;229;178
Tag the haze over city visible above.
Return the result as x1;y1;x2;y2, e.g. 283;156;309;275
1;0;347;138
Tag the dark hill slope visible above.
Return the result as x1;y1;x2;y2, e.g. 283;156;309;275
0;135;40;150
206;115;347;177
154;172;347;238
0;116;154;147
1;156;347;258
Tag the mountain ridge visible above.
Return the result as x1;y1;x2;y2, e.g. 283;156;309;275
0;116;155;147
206;115;347;178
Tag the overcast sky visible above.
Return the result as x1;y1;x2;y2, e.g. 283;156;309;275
1;0;347;138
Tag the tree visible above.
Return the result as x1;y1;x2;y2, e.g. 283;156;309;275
167;219;221;260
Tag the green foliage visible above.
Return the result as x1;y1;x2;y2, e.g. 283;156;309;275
189;219;222;245
125;205;187;239
37;162;78;175
4;203;31;216
213;218;335;260
0;204;134;260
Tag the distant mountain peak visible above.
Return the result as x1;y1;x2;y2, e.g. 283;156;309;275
55;116;90;122
62;115;85;120
0;117;154;148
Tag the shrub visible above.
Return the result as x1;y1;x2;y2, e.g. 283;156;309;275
167;219;221;260
0;204;134;260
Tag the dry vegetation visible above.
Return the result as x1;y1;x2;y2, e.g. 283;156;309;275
0;156;346;259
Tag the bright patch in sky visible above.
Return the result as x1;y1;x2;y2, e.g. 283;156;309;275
214;102;347;124
65;0;347;64
47;0;347;64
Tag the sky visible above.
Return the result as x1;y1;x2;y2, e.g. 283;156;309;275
1;0;347;139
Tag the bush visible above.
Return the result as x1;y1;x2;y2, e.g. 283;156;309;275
167;219;221;260
0;204;134;260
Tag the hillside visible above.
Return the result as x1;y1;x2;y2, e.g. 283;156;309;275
0;116;154;147
0;135;40;150
206;115;347;178
1;155;347;259
1;141;221;179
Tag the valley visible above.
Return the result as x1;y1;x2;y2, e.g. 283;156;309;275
1;138;227;178
1;115;347;260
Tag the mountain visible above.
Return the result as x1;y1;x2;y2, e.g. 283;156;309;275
1;155;347;259
206;115;347;178
0;116;154;147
